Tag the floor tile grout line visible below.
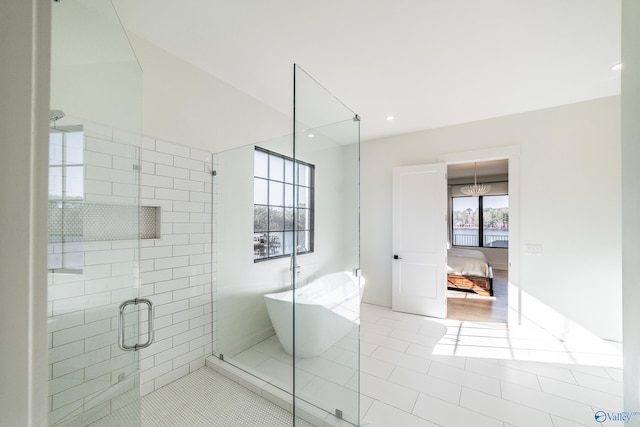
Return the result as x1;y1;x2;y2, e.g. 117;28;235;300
461;385;521;426
407;394;446;427
531;378;623;411
497;380;606;424
567;368;624;396
408;391;421;422
461;385;565;425
359;396;376;424
495;361;586;386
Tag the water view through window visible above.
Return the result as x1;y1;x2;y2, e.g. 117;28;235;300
253;147;314;261
452;195;509;248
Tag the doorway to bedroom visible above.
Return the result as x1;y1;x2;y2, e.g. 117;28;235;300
446;159;509;324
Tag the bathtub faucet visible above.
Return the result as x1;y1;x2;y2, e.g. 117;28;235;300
290;246;307;288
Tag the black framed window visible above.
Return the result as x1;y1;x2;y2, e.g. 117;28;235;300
452;195;509;248
253;147;314;261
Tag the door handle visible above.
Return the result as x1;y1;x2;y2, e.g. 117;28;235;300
393;255;403;260
118;298;154;351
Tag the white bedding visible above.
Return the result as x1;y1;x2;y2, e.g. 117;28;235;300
447;248;490;277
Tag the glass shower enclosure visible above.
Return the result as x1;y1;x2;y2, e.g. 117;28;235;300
215;65;361;425
48;1;145;425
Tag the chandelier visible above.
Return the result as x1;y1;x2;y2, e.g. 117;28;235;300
460;162;492;196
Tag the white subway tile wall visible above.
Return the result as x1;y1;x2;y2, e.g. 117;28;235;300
47;125;216;426
138;137;215;396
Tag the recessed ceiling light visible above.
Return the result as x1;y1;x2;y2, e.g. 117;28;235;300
386;115;395;121
611;63;622;71
307;133;315;138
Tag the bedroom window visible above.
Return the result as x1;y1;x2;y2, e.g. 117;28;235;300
452;195;508;248
253;147;314;261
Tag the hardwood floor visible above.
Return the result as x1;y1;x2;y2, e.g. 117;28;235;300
447;269;507;323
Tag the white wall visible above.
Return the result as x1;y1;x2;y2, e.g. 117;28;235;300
127;35;292;154
52;4;291;156
622;0;640;417
50;0;142;136
361;96;622;342
0;1;51;426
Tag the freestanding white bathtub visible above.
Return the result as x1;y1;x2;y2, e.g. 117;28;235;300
264;271;362;358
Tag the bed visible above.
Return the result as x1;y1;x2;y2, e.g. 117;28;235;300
447;248;493;296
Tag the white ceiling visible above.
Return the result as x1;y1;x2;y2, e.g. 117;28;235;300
111;0;621;143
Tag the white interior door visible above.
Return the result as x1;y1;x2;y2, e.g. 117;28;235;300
392;163;447;318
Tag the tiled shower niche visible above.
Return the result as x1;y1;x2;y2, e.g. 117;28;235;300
48;203;159;243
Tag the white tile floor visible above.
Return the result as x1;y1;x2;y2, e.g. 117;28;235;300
358;303;623;427
93;298;625;426
209;299;623;426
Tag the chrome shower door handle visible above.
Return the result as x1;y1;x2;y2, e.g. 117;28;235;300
118;298;154;351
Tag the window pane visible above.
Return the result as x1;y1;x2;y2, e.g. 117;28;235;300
254;178;268;204
269;155;284;181
269;181;284;206
284;159;294;184
296;231;310;251
268;232;283;256
254;206;268;232
452;196;479;247
483;195;509;248
65;132;84;164
296;208;310;230
284;184;294;207
49;133;63;166
297;187;310;208
283;231;294;255
49;167;63;198
297;164;310;186
269;207;284;231
65;166;84;199
255;150;268;178
284;208;294;230
254;233;268;259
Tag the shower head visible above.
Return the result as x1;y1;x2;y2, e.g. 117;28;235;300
50;109;66;122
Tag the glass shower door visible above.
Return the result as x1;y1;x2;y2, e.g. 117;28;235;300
48;0;144;425
47;126;145;427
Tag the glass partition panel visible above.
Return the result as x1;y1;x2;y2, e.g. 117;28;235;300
48;0;143;425
214;66;360;427
217;136;313;425
293;65;361;426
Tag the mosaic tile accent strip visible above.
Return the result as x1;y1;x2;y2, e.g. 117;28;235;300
48;202;159;242
48;201;83;243
139;206;159;239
